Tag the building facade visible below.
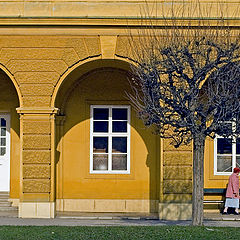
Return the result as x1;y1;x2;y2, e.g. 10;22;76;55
0;0;239;219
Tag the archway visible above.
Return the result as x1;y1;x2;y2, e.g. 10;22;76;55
54;59;159;214
0;68;20;207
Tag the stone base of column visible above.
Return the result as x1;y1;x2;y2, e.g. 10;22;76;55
159;203;192;220
18;202;55;218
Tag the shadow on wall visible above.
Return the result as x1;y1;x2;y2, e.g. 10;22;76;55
159;202;192;220
159;140;193;220
54;62;159;213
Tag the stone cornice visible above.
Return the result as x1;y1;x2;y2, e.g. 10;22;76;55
0;17;240;27
0;18;239;36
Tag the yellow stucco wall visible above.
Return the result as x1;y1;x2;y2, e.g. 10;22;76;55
0;0;238;218
0;31;230;215
0;32;230;216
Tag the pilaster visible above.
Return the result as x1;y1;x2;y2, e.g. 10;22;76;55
17;107;58;218
159;138;193;220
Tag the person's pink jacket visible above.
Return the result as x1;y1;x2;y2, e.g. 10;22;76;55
226;173;240;199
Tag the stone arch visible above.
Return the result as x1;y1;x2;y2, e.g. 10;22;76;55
0;64;22;107
52;58;134;109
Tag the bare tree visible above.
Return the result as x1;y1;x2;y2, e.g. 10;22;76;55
127;2;240;226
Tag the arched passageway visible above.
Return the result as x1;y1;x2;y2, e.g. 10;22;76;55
0;69;20;203
54;59;159;213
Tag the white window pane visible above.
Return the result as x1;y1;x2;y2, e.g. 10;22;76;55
217;138;232;154
0;147;5;156
112;121;127;132
217;155;232;172
93;137;108;153
93;108;109;120
112;137;127;153
1;128;6;136
112;154;127;170
237;156;240;168
0;138;6;146
112;108;127;120
93;121;108;132
93;154;108;170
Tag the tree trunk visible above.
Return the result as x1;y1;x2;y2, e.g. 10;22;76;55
192;135;205;226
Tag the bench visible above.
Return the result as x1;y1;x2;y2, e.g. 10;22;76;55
203;188;225;204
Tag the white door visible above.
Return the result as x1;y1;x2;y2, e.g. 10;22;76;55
0;114;10;191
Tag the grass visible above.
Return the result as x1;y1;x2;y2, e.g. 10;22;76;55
0;226;238;240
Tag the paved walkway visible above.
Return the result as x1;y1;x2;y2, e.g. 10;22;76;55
0;210;239;227
204;212;240;221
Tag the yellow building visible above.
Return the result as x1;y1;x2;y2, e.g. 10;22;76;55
0;0;238;220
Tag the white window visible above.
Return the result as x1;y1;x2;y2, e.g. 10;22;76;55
90;105;130;174
214;122;240;175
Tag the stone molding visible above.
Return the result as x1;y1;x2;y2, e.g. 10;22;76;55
16;107;59;115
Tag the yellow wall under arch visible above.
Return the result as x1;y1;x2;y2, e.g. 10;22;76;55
56;67;159;212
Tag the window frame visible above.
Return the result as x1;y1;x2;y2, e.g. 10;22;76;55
214;121;239;175
90;105;131;174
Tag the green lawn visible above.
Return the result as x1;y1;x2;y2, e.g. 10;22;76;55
0;226;238;240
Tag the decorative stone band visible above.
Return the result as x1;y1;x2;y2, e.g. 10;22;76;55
16;107;59;115
56;199;159;213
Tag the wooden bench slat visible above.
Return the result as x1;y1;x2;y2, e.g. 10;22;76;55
204;188;226;194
